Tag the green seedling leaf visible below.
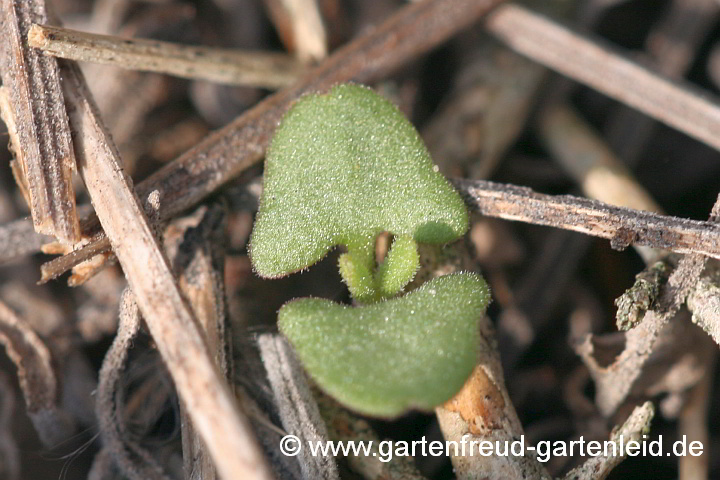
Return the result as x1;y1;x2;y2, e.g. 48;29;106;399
374;235;419;297
250;83;468;279
279;273;491;417
338;250;377;303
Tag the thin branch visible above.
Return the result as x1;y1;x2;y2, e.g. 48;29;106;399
0;0;79;243
28;24;305;89
454;179;720;260
59;58;274;480
39;177;720;284
561;402;655;480
486;3;720;153
37;0;509;283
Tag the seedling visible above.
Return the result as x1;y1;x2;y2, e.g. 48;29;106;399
250;84;490;416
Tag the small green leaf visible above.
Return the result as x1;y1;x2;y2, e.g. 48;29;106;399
250;83;468;278
374;235;419;297
338;251;377;303
278;273;491;417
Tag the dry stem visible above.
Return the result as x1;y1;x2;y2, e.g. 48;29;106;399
28;24;305;89
454;179;720;260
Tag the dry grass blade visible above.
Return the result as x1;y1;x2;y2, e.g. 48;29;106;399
37;0;509;283
28;24;304;89
59;58;274;480
486;3;720;154
453;179;720;260
0;0;79;244
0;300;73;446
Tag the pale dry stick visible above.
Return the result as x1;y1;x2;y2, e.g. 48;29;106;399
258;335;340;480
453;179;720;260
0;0;79;243
262;0;327;62
560;402;654;480
0;300;73;447
37;0;510;282
29;24;304;89
538;104;663;214
485;3;720;153
96;288;172;480
59;59;274;480
537;103;663;263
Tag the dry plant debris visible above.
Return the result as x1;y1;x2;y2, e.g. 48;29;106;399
0;0;80;243
1;0;720;479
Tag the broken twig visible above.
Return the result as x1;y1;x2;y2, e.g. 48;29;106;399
0;0;79;243
561;402;654;480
